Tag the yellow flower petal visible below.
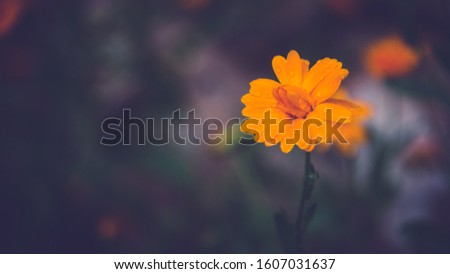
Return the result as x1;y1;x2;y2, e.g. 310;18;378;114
272;85;312;119
280;138;295;153
249;78;280;97
272;50;309;86
308;102;352;123
303;58;349;105
241;119;278;145
242;107;266;118
323;98;364;117
242;107;289;119
241;93;277;108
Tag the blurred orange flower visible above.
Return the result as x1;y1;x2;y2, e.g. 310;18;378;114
0;0;25;37
321;89;372;156
241;50;363;153
364;35;419;79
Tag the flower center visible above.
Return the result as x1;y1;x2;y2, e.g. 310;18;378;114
272;86;313;119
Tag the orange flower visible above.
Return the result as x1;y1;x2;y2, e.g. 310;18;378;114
0;0;25;37
241;50;362;153
321;89;372;156
364;35;419;79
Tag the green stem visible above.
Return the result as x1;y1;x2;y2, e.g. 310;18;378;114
274;151;317;253
295;151;312;253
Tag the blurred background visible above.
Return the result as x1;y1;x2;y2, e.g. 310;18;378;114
1;0;450;253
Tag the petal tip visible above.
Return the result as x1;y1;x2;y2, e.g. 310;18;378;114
287;50;300;60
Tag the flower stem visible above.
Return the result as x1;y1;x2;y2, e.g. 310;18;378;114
295;151;316;253
274;151;318;253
